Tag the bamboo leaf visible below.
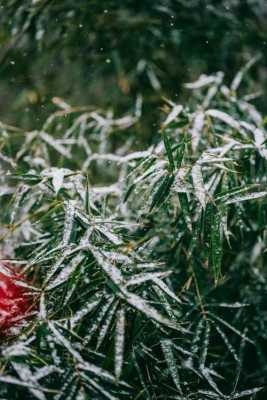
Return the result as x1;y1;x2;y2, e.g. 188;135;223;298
162;131;175;172
115;306;125;379
161;340;183;395
192;163;206;208
150;173;175;211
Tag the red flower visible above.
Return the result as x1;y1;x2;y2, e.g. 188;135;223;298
0;261;32;332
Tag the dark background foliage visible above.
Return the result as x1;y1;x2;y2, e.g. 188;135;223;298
0;0;267;137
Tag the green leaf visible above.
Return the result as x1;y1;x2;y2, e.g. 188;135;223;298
150;173;175;211
162;130;175;172
175;138;185;169
161;340;183;395
210;207;222;285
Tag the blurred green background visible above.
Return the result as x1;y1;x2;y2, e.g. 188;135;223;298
0;0;266;142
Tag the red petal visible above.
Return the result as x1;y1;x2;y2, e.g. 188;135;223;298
0;263;32;331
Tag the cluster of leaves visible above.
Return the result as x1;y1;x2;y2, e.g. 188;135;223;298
0;64;266;399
